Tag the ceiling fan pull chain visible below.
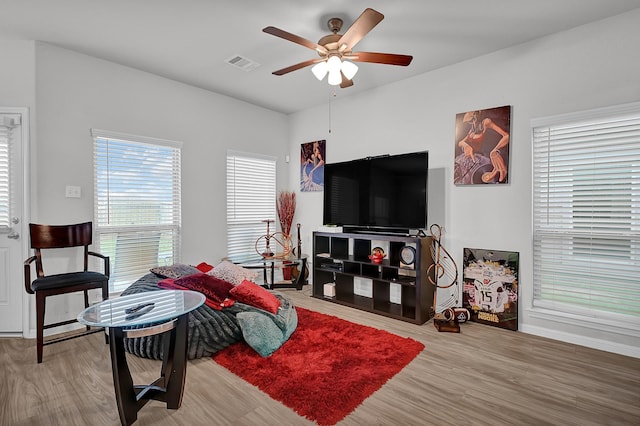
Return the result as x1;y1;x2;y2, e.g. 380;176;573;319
328;90;337;134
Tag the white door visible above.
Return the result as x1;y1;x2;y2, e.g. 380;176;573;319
0;108;27;333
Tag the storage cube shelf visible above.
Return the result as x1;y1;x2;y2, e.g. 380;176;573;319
312;231;435;324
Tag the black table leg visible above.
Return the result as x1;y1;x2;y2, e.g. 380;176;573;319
164;314;188;409
269;262;275;289
108;314;189;425
294;257;308;290
109;326;141;426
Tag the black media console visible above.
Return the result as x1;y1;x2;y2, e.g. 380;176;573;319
312;231;435;324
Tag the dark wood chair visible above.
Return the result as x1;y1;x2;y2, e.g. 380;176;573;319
24;222;110;363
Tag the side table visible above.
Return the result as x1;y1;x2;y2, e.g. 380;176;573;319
78;290;205;425
234;254;308;290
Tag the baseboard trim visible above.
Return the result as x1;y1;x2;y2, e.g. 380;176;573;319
520;324;640;358
0;332;24;338
22;322;87;340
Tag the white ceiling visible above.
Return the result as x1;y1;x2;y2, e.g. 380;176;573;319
2;0;639;114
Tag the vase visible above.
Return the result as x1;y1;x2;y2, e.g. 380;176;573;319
282;266;293;281
282;233;292;257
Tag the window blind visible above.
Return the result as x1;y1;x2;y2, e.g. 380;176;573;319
226;151;276;262
92;129;182;292
0;116;18;231
532;103;640;322
0;113;21;233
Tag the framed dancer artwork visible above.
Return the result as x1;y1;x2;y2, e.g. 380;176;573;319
454;105;511;185
300;140;325;192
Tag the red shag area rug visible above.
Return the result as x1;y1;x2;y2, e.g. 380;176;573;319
212;307;424;425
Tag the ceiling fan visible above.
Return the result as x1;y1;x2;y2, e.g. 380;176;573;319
263;8;413;88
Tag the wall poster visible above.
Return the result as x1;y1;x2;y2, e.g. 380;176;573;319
300;140;325;192
454;105;511;185
462;248;519;331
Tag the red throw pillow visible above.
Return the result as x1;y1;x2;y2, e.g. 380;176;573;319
229;280;281;315
174;273;234;303
195;262;214;273
157;277;178;288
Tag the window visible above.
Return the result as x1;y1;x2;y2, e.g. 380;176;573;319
226;151;276;262
532;102;640;326
92;129;182;292
0;114;20;232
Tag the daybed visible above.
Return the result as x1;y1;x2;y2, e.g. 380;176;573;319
119;262;298;359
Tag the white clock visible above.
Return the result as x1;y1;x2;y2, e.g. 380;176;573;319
400;245;416;269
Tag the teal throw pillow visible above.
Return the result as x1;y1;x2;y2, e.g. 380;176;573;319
236;311;285;357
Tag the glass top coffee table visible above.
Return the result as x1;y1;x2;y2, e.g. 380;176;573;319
78;290;205;426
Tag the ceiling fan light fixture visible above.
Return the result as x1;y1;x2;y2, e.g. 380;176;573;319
327;56;342;74
311;61;329;80
341;60;358;80
328;69;342;86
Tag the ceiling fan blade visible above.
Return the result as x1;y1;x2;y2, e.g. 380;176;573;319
346;52;413;66
340;72;354;88
338;8;384;52
263;26;328;55
272;58;324;76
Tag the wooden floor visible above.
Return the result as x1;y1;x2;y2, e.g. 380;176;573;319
2;287;639;426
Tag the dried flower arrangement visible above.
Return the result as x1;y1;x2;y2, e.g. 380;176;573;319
277;191;296;237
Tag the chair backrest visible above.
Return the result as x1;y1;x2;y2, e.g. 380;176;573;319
29;222;93;278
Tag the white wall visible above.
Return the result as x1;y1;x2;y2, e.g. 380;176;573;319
34;42;288;261
288;9;640;357
0;40;35;107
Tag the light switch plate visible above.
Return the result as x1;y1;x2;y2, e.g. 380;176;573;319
65;185;81;198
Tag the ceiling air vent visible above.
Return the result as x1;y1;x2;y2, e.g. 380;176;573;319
225;55;261;72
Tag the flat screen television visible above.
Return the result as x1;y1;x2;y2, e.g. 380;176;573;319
323;151;428;233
